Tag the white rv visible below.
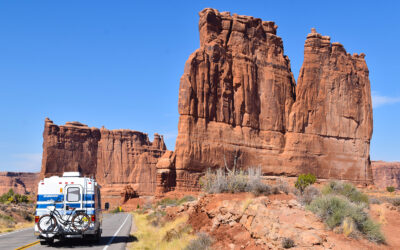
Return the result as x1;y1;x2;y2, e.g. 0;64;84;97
34;172;102;245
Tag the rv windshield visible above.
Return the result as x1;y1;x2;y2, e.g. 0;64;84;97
67;187;80;202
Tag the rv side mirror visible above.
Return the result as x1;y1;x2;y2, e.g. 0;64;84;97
105;202;109;210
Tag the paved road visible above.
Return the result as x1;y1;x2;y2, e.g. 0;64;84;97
0;213;133;250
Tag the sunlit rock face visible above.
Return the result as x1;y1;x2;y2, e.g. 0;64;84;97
0;172;39;195
40;118;167;206
173;8;373;191
372;161;400;189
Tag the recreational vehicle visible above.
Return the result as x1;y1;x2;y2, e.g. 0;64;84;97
34;172;102;245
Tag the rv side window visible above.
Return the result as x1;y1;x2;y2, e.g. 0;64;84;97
97;188;101;208
67;187;80;202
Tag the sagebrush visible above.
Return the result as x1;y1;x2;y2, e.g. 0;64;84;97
200;167;289;195
322;181;369;205
307;190;385;243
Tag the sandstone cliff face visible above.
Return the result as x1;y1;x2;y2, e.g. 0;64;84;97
173;8;373;190
0;172;39;195
284;28;373;182
40;118;167;204
372;161;400;189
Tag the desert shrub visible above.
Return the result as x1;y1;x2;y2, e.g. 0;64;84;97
0;189;29;204
275;179;290;194
0;214;15;228
24;213;33;222
386;186;395;193
179;195;196;204
251;182;272;197
201;167;292;196
387;197;400;206
322;181;368;205
200;167;260;194
295;174;317;193
368;196;382;205
157;198;180;207
281;237;295;248
361;218;386;243
307;194;385;243
185;232;213;250
341;217;358;238
298;185;321;205
200;168;228;193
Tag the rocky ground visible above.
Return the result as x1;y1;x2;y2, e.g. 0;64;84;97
127;181;400;250
0;202;34;233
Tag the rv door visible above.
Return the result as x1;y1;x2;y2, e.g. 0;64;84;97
64;184;83;210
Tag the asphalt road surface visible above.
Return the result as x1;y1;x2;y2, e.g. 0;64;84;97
0;213;133;250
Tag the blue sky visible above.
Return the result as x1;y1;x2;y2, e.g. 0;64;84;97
0;1;399;172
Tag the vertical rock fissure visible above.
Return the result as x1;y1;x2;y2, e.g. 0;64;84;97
225;19;233;48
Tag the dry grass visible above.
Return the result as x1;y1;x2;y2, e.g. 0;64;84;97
0;221;34;234
129;212;196;250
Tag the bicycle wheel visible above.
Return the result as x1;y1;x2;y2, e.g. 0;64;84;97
71;212;90;232
38;215;57;233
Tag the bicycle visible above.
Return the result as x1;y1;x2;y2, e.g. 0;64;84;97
37;202;90;233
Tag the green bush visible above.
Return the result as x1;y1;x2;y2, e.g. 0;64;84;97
361;218;386;243
322;181;368;205
307;194;385;243
386;186;395;193
295;174;317;193
0;189;29;204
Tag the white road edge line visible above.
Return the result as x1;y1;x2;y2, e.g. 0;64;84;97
0;227;33;237
103;214;130;250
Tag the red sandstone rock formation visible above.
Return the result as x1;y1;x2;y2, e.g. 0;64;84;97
0;172;39;195
372;161;400;189
120;185;138;203
155;150;176;194
173;8;373;191
40;118;166;206
285;28;373;182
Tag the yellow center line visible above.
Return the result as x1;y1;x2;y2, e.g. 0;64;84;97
15;240;39;250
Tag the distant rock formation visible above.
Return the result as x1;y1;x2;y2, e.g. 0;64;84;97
40;118;166;206
0;172;39;195
172;8;373;191
372;161;400;189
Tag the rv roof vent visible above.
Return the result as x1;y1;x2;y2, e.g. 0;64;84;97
62;172;81;177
